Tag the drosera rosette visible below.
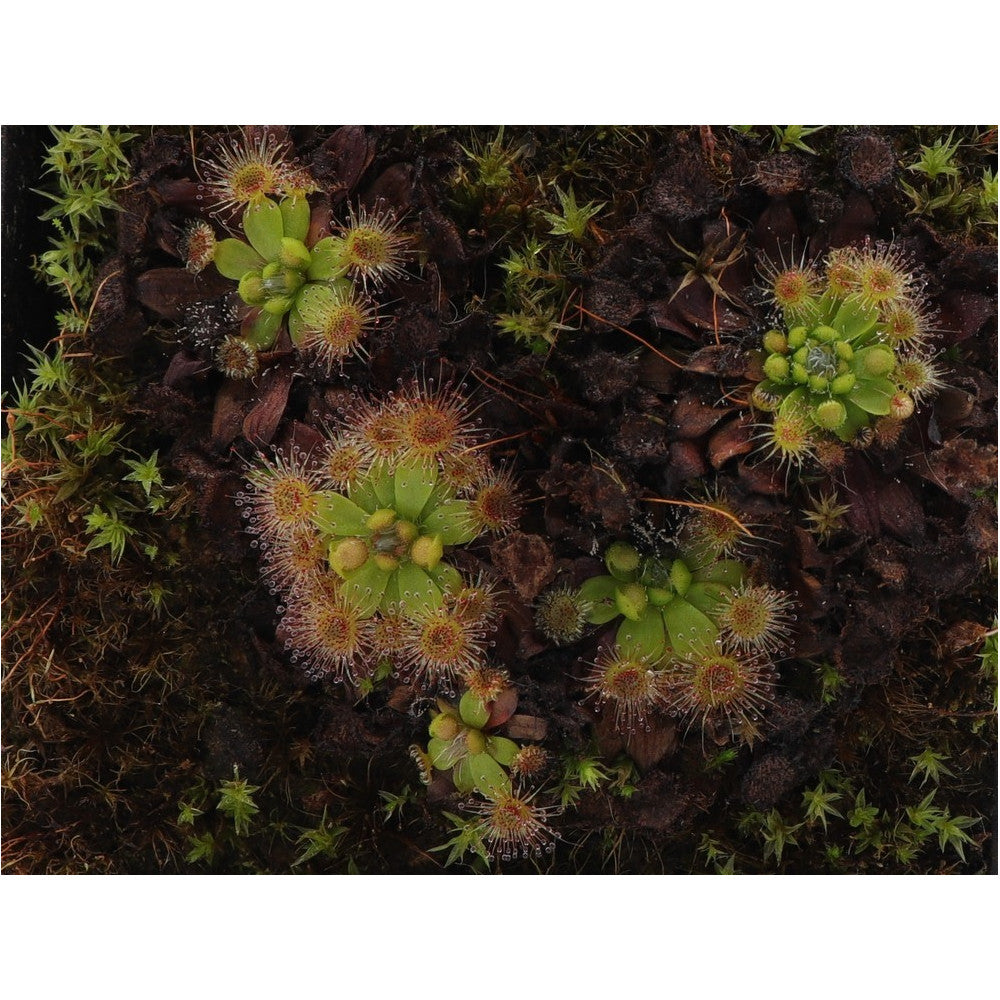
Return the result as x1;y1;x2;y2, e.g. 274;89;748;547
540;510;795;744
752;240;944;469
185;128;412;379
241;381;522;689
417;687;522;798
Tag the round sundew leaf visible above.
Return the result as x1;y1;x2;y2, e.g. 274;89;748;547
470;752;511;800
833;295;878;341
684;581;728;615
243;308;283;350
421;500;478;545
459;691;490;729
243;198;285;261
834;399;872;442
427;561;463;595
485;736;520;767
395;457;438;522
306;237;349;281
663;596;719;657
342;559;391;617
616;604;667;662
578;575;620;625
213;238;265;280
847;378;894;415
452;757;475;794
394;562;441;614
279;195;311;244
669;558;693;597
312;492;372;537
777;386;808;417
691;559;745;587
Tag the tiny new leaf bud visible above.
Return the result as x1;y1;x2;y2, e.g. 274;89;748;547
787;326;808;349
615;582;648;621
762;330;788;354
813;324;838;343
411;534;444;571
670;558;692;597
279;236;311;270
763;353;790;382
429;713;460;740
815;399;847;430
605;542;641;581
329;537;369;576
831;372;856;395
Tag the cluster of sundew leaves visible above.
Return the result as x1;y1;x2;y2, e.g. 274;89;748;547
535;504;795;741
410;686;561;863
184;129;408;378
752;242;945;468
240;381;520;689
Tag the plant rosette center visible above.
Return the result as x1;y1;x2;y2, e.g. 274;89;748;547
313;457;479;617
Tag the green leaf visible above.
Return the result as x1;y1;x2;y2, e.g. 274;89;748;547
395;562;441;614
833;296;878;341
243;198;284;260
342;560;391;616
616;605;667;661
244;309;283;350
213;238;264;280
459;692;490;729
427;561;463;595
420;500;477;545
691;559;745;587
486;736;520;767
469;753;511;800
452;757;475;794
578;575;620;625
684;581;728;614
429;736;465;771
280;195;311;243
370;463;396;508
347;475;379;513
395;457;437;521
306;236;348;281
847;378;894;415
663;596;718;656
313;492;371;536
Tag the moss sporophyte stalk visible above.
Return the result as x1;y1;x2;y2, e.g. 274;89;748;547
753;242;944;468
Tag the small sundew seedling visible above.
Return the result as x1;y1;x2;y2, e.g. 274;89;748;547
804;489;851;543
422;690;520;796
752;241;942;463
215;334;260;380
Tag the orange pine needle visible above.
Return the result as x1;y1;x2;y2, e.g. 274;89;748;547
576;305;685;370
640;496;755;537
